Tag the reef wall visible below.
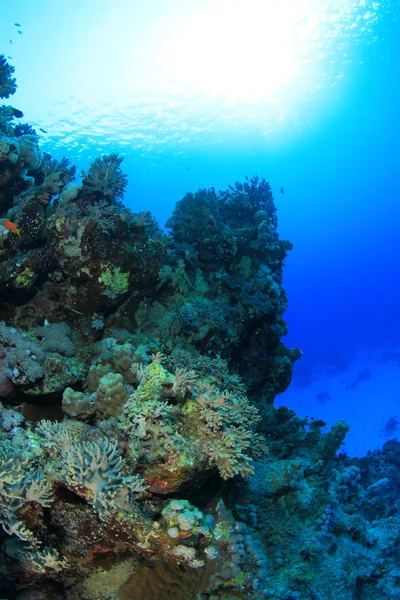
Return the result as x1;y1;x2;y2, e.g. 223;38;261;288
1;55;399;600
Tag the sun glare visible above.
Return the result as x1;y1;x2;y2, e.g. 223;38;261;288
10;0;381;153
135;0;380;106
154;4;298;103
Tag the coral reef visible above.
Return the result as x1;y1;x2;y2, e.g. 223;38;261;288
0;54;398;600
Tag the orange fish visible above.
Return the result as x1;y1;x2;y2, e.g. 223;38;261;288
1;220;21;236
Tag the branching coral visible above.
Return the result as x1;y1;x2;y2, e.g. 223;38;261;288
119;357;265;483
81;153;128;204
0;55;17;98
196;384;267;479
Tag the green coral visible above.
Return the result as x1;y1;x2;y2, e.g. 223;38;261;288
119;357;265;482
14;266;36;288
98;265;129;298
131;361;174;403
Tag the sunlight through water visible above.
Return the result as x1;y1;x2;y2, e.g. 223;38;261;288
1;0;385;159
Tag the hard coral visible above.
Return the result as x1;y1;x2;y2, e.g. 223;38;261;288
62;387;95;418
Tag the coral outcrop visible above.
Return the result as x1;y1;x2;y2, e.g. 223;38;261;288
1;54;398;600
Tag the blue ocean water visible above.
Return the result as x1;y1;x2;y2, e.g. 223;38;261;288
1;0;399;454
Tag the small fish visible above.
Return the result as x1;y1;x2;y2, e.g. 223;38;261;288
10;107;24;118
15;22;22;27
68;307;84;315
9;40;12;44
0;219;21;236
18;30;23;35
39;128;48;133
280;187;284;194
